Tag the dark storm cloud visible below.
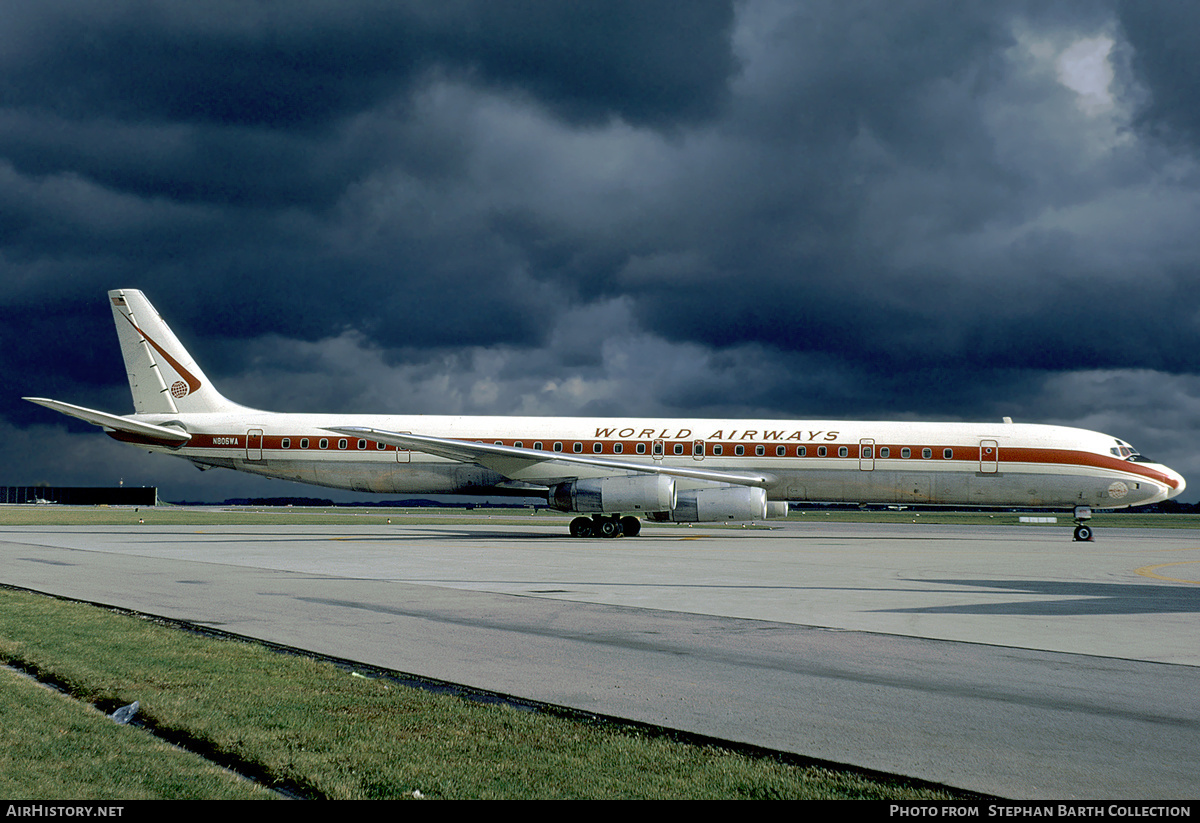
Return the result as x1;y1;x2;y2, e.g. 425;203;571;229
1;1;735;128
599;1;1200;393
0;0;739;339
1119;1;1200;145
6;1;1200;499
1;296;124;427
0;1;735;202
475;4;1042;373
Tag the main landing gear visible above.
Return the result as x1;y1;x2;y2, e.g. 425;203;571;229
1072;506;1094;542
569;514;642;538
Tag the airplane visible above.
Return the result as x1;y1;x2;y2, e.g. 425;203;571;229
25;289;1186;541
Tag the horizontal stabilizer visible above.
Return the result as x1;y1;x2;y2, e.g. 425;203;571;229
23;397;191;444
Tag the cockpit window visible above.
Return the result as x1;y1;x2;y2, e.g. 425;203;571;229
1112;442;1154;463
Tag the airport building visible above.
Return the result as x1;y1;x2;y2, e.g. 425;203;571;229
0;486;158;506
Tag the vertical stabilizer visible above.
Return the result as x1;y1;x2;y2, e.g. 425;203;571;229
108;289;241;414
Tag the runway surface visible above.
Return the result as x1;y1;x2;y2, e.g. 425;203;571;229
2;516;1198;799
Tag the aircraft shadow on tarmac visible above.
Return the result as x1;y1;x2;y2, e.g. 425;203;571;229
124;530;549;543
882;578;1200;616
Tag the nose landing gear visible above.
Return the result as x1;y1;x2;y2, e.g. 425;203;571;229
1073;506;1094;542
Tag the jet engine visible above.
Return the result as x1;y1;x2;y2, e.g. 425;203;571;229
549;475;676;513
766;501;789;518
669;486;768;522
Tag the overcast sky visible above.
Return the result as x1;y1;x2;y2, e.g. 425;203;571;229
5;1;1200;502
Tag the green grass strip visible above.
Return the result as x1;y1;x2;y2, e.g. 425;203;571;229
0;665;271;800
0;588;962;800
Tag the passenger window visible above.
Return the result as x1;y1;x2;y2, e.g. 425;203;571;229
862;446;872;459
922;448;932;459
357;439;366;450
879;447;889;458
674;443;684;455
943;448;953;459
594;443;603;453
636;443;646;454
573;442;583;453
337;439;347;449
818;446;827;457
755;445;765;456
735;445;745;456
901;447;911;458
300;438;309;449
614;443;623;454
553;442;563;452
797;446;806;456
319;438;328;449
281;438;290;449
534;442;543;450
838;446;848;457
513;441;522;449
776;445;785;456
713;445;723;455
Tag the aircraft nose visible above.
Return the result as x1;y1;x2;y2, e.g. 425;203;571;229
1166;467;1186;499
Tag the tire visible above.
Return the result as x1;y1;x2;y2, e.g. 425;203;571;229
570;517;593;538
597;518;621;538
1073;524;1093;542
620;516;641;537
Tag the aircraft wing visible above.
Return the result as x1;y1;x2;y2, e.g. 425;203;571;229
24;397;192;444
325;426;771;488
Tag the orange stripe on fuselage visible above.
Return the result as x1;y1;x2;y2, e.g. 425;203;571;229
115;431;1177;489
119;314;203;395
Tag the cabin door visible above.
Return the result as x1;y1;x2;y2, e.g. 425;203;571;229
859;438;875;470
246;429;263;461
979;440;999;473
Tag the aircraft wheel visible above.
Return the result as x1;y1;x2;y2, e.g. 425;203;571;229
597;517;621;538
570;517;593;538
620;516;641;537
1073;524;1094;542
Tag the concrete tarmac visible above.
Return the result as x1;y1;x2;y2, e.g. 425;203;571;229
1;516;1198;799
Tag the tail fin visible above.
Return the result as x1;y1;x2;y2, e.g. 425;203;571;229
108;289;242;414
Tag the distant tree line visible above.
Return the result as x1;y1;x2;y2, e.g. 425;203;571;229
1142;500;1200;514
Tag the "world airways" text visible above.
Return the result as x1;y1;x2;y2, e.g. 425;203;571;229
593;428;840;441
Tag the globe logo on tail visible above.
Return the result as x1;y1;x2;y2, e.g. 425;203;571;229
118;313;203;397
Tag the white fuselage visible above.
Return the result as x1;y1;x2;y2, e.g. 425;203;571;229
112;411;1185;509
